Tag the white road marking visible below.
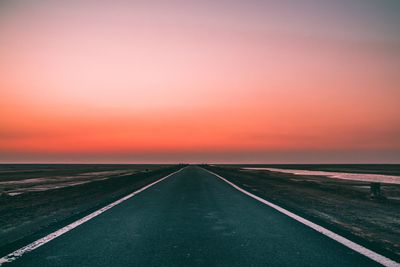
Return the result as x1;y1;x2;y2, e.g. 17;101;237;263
0;168;185;266
204;168;400;267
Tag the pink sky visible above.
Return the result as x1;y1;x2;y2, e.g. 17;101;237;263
1;1;399;163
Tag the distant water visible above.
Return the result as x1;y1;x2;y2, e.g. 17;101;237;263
243;168;400;184
0;170;136;196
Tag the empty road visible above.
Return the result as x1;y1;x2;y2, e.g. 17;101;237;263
5;166;383;266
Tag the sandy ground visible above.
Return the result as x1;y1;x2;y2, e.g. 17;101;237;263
205;165;400;261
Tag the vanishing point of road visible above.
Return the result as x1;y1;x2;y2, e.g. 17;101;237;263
6;166;385;266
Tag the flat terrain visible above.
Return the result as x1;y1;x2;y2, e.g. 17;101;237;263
0;164;179;254
0;164;166;196
222;164;400;176
2;166;384;266
206;165;400;261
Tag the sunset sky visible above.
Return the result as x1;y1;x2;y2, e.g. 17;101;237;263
1;0;399;163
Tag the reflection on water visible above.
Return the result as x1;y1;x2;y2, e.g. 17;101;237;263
243;168;400;184
0;170;137;196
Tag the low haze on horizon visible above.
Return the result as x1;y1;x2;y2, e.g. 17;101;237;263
1;0;400;164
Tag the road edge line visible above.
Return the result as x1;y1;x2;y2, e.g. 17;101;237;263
0;167;186;266
203;168;400;267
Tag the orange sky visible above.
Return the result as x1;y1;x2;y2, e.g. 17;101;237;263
1;1;399;163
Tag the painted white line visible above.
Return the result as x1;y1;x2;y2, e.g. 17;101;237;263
0;167;185;266
203;168;400;267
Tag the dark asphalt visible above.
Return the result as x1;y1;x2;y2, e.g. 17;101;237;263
8;166;380;266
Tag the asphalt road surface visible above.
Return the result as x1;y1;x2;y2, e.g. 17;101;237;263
6;166;382;266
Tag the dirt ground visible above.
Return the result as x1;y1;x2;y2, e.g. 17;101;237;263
205;165;400;262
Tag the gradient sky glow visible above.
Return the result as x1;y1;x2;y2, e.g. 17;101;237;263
1;0;400;163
